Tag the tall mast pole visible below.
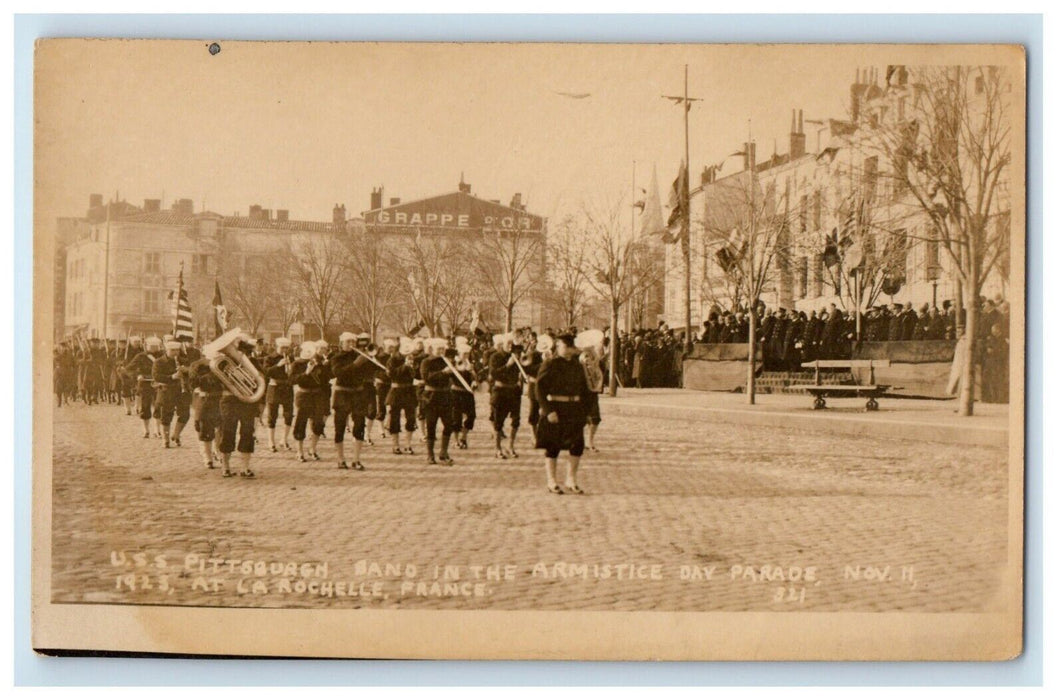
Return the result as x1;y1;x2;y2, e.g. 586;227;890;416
683;64;693;352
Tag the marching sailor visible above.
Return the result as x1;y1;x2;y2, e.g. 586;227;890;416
329;332;376;470
386;344;419;455
188;354;223;470
264;337;295;452
369;337;397;442
488;333;523;459
535;333;594;495
419;338;457;465
580;344;605;452
150;340;184;448
215;334;261;479
451;340;477;450
290;341;330;463
126;336;162;439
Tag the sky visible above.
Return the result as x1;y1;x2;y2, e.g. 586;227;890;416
36;41;877;232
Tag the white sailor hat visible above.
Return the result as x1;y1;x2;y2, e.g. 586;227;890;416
145;336;162;348
426;337;448;351
493;332;513;346
339;331;358;343
275;337;292;348
299;341;317;360
315;339;330;350
356;332;371;341
382;337;399;349
164;340;182;351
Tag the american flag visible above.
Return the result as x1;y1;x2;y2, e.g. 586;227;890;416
169;264;195;342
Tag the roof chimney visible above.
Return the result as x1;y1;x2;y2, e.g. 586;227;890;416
744;142;757;171
276;209;289;222
333;204;347;226
249;204;264;220
174;198;194;216
371;186;383;211
510;193;523;210
143;199;161;213
458;173;472;194
389;197;400;206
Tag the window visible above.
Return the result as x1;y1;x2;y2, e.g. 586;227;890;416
812;190;822;230
191;253;211;275
798;257;809;298
925;239;940;281
143;289;161;314
144;252;161;274
813;255;823;296
799;195;808;233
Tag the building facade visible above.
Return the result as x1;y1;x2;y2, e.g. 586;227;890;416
58;178;548;342
664;65;1012;332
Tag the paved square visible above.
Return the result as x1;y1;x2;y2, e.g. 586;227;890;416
49;393;1009;612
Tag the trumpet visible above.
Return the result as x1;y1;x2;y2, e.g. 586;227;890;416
202;328;267;403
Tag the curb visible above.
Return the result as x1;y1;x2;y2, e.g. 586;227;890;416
602;400;1008;448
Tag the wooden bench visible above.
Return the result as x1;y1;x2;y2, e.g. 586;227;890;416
792;359;892;411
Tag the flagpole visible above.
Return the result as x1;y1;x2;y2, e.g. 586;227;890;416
683;64;692;353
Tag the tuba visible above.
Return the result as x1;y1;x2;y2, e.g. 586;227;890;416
575;329;606;353
202;328;267;403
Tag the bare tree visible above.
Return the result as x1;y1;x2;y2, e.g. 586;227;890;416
285;233;349;341
220;255;276;336
861;65;1012;416
469;226;545;332
338;231;402;342
390;231;461;337
544;215;593;328
581;194;664;397
703;166;798;404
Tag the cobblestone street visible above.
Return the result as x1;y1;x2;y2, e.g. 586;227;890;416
49;392;1010;612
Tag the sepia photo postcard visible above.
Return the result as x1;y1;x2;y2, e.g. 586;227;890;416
31;40;1027;660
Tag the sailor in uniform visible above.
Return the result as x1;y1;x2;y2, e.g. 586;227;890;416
535;333;594;494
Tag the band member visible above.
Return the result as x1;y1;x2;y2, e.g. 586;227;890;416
117;336;142;415
169;341;199;447
329;332;376;470
386;349;418;455
291;341;329;462
535;333;594;495
369;337;397;442
419;339;457;465
409;338;427;441
451;345;477;450
522;336;545;446
151;340;184;447
126;336;162;438
188;355;223;470
580;345;604;452
216;335;261;478
264;337;295;451
488;333;523;459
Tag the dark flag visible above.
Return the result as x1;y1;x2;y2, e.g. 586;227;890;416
663;162;688;244
212;280;228;338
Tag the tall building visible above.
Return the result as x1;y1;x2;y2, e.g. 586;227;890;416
59;196;346;341
362;177;548;333
664;65;1011;331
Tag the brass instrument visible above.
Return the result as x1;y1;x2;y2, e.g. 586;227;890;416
201;328;267;403
354;347;389;372
442;355;475;394
575;329;606;352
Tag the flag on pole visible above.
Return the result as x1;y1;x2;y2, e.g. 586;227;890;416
469;304;481;334
168;264;195;342
663;161;688;244
212;280;229;338
638;164;666;238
